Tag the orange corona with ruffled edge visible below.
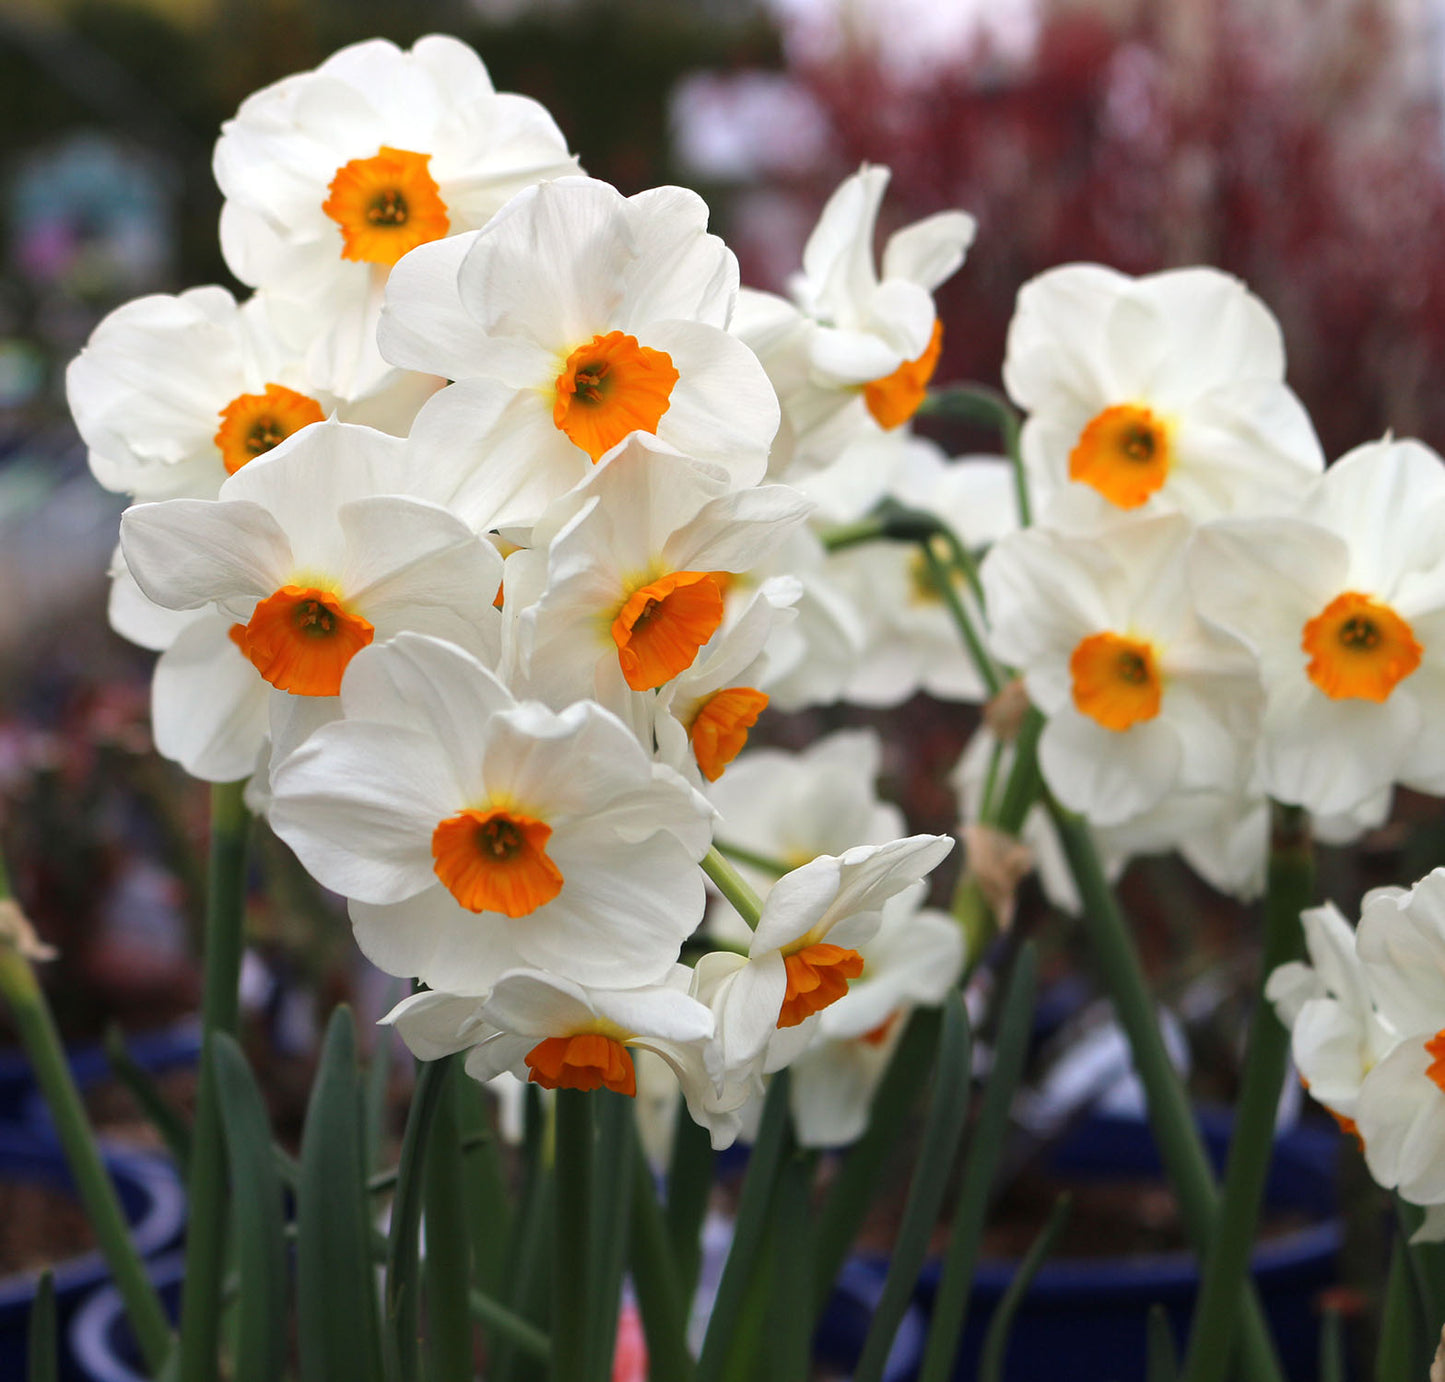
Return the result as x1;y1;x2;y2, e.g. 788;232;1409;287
777;943;865;1028
214;384;325;475
322;146;449;266
1302;591;1422;702
1069;404;1171;509
524;1033;636;1096
553;331;679;462
611;572;724;691
237;585;374;696
689;687;769;782
1070;631;1162;731
431;808;563;918
1425;1030;1445;1095
863;320;944;430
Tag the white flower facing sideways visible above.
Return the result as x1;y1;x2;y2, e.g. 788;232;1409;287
268;633;713;996
214;35;579;396
118;419;502;775
1190;438;1445;818
982;512;1262;827
383;968;714;1105
693;835;955;1080
502;434;812;709
787;895;964;1148
68;285;441;504
1003;264;1323;526
378;176;780;528
733;163;975;479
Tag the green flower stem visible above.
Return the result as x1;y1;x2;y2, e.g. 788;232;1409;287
702;847;764;929
917;384;1030;527
1046;795;1285;1382
0;943;172;1375
712;839;792;878
1182;804;1311;1382
551;1088;593;1382
918;543;1002;698
178;779;252;1382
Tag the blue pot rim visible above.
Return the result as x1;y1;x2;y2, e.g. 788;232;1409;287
0;1127;186;1308
69;1249;186;1382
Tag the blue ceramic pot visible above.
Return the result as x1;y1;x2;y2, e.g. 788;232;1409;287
67;1250;185;1382
0;1126;186;1382
917;1110;1343;1382
815;1254;928;1380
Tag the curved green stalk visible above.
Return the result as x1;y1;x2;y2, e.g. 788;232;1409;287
702;847;764;929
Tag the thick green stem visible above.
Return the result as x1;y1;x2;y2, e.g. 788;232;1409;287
712;839;792;879
918;542;1002;698
552;1088;593;1382
177;779;252;1382
702;848;764;929
0;947;172;1373
1046;796;1285;1382
1182;805;1311;1382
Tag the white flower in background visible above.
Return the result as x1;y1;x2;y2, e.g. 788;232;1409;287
1344;872;1445;1206
384;968;714;1104
788;897;964;1147
1003;265;1322;525
214;35;579;395
828;445;1019;707
1267;902;1397;1139
503;435;811;707
378;177;779;526
118;420;502;772
982;513;1261;827
1190;438;1445;817
734;163;974;478
692;835;954;1077
66;286;438;502
707;728;907;899
268;633;712;994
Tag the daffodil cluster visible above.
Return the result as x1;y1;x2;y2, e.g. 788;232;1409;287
66;35;975;1148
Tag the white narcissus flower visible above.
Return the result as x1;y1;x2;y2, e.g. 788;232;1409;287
383;968;715;1106
1346;872;1445;1205
1003;265;1322;525
268;633;712;995
504;436;811;707
734;163;974;479
66;286;440;503
378;177;780;527
118;419;502;776
1190;438;1445;817
692;835;954;1077
788;898;964;1148
982;513;1262;827
214;35;579;396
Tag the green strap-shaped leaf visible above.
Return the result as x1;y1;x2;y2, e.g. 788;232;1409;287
978;1193;1072;1382
1146;1305;1179;1382
919;943;1036;1382
584;1089;636;1379
627;1137;696;1382
422;1062;473;1382
695;1071;792;1382
663;1100;714;1306
27;1269;56;1382
211;1034;288;1382
297;1005;382;1382
853;991;973;1382
811;1006;942;1315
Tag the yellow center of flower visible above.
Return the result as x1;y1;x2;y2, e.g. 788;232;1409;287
214;384;326;475
610;571;725;691
321;146;450;266
688;687;769;782
524;1033;636;1097
863;320;944;430
1301;591;1421;702
1070;631;1162;731
777;943;865;1028
430;808;563;918
553;331;679;462
237;585;374;696
1069;404;1172;509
